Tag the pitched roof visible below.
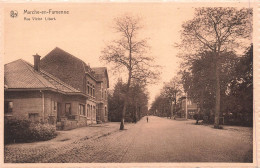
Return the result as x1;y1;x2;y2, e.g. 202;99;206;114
44;47;97;80
92;67;109;88
92;67;106;74
4;59;84;95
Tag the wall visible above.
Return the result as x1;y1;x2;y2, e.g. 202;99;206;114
180;98;198;118
95;80;108;122
5;90;88;129
4;91;43;121
86;99;97;125
85;73;96;97
95;82;102;101
41;49;86;93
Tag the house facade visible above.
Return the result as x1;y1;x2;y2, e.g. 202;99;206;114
176;96;198;119
4;47;109;130
92;67;109;123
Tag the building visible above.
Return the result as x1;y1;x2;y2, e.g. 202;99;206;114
4;47;109;130
92;67;109;123
176;96;198;119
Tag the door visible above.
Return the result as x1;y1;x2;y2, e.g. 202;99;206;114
57;102;61;122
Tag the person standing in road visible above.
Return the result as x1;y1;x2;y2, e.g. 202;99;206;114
147;116;149;123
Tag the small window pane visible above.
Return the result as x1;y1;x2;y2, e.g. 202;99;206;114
65;104;71;116
5;101;13;113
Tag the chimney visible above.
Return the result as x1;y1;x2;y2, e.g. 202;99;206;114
33;54;41;71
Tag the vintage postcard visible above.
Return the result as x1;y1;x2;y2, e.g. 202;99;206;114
0;0;259;167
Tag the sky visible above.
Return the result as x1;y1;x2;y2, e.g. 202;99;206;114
3;2;252;107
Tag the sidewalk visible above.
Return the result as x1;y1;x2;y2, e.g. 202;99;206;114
55;122;121;142
4;122;128;163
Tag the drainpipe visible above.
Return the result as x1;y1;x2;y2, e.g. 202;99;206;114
40;90;45;122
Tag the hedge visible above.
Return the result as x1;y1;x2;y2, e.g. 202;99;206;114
5;118;57;144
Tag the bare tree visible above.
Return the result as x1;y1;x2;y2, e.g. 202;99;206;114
101;15;160;130
178;7;252;128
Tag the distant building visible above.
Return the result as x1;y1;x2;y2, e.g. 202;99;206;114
176;96;198;119
4;47;109;130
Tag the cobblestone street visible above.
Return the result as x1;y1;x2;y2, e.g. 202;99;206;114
4;116;253;163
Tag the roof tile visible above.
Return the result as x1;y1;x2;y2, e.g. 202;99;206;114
4;59;81;94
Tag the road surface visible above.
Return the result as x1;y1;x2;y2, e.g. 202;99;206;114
5;116;252;163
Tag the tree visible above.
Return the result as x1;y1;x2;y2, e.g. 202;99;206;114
108;79;149;123
150;76;182;118
225;45;253;126
178;7;252;128
108;79;125;122
161;77;182;118
101;15;160;130
180;51;238;123
128;81;149;122
150;95;170;117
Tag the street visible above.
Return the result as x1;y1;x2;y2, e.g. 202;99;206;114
4;116;253;163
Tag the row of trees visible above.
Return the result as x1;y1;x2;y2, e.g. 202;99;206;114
101;7;253;129
108;79;149;122
151;44;253;126
151;7;253;127
177;7;253;127
180;45;253;126
150;78;182;118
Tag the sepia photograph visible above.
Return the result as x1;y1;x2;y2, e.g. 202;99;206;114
1;1;257;167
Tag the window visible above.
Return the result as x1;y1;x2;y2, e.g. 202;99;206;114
29;113;39;122
52;100;57;114
54;101;57;110
87;81;90;94
101;88;103;99
65;103;71;116
105;90;107;100
87;104;90;117
91;105;93;117
79;104;86;116
93;87;95;97
90;84;93;96
93;106;96;118
4;101;13;114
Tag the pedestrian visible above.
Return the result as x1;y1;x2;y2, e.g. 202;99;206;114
147;116;149;123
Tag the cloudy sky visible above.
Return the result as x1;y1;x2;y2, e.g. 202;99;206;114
3;2;251;106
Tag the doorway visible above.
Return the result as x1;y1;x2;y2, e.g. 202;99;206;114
57;102;61;122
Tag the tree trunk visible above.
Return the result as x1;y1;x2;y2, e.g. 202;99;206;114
120;71;131;130
214;55;221;128
174;92;177;118
170;101;173;119
197;90;204;124
120;102;126;130
135;101;137;123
